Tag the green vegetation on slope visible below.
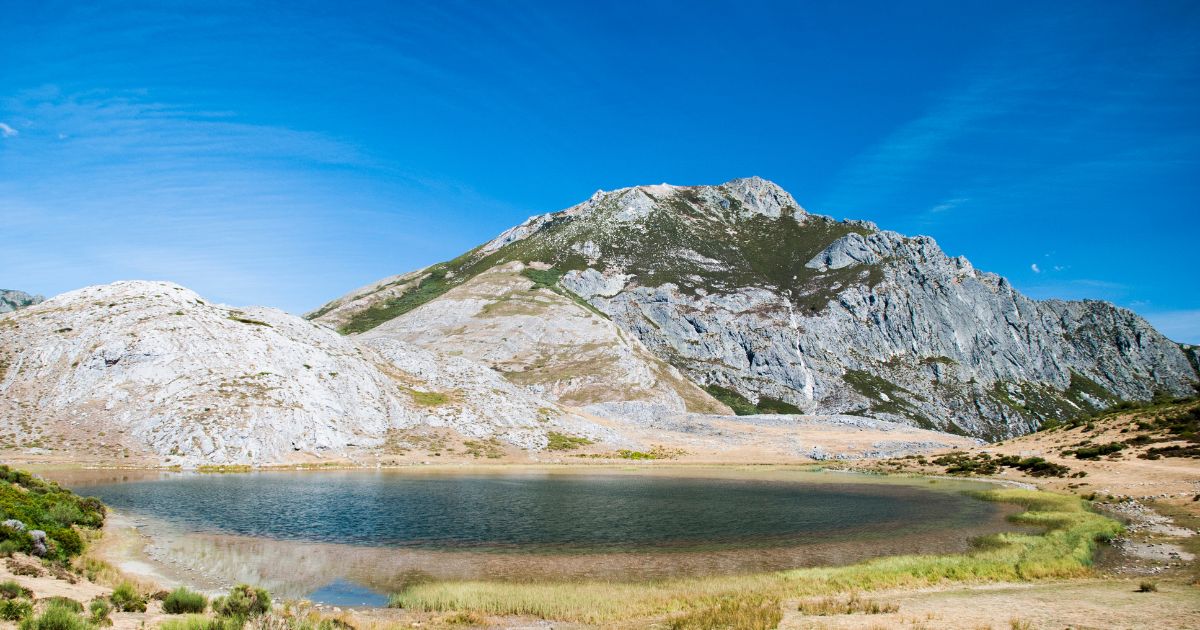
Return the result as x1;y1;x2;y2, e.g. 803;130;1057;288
332;186;882;333
389;488;1119;625
0;465;105;560
703;385;801;416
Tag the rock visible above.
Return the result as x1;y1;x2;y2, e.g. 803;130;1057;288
0;281;609;464
0;290;43;314
307;176;1196;439
28;529;47;556
1;519;25;531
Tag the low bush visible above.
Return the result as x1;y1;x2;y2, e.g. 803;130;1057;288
41;598;82;613
18;600;93;630
1137;581;1158;592
87;600;111;627
0;598;33;622
0;579;32;599
796;592;898;615
212;584;270;619
1067;442;1124;460
163;587;208;614
109;582;147;613
0;465;105;560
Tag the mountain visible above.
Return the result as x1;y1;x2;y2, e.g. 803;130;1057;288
0;290;42;314
312;177;1199;439
0;281;610;464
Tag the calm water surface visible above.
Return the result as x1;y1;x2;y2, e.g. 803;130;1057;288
62;469;1019;603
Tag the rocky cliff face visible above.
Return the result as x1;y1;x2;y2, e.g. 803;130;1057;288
314;177;1199;439
0;290;42;314
358;261;730;415
0;281;607;464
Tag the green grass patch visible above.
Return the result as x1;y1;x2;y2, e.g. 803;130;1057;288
226;313;272;327
462;438;505;459
703;385;801;416
388;488;1120;625
400;387;450;407
545;432;593;451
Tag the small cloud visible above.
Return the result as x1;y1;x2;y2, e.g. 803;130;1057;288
1053;265;1065;272
0;122;17;138
928;197;968;214
1030;263;1041;273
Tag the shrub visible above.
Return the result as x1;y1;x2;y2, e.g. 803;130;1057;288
1137;581;1158;592
87;600;111;627
1069;442;1124;459
109;582;146;613
212;584;270;619
0;579;32;599
163;587;208;614
18;600;93;630
0;598;33;622
41;598;82;613
0;465;106;560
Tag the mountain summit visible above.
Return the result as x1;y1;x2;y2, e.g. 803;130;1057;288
312;178;1199;438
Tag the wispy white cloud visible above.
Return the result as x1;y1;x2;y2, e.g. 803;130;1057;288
1030;263;1041;274
0;122;16;137
0;87;519;312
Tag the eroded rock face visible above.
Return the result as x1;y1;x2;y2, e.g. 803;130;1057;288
314;177;1199;439
0;290;42;314
0;281;602;464
361;262;728;414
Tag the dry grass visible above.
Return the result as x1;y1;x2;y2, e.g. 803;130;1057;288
796;592;898;615
665;594;782;630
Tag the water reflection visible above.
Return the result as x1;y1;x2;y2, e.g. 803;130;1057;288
58;469;1026;600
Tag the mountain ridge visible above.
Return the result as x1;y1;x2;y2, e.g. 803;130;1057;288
312;177;1198;439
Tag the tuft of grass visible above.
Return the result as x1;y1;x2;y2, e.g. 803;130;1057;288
196;465;252;474
388;488;1120;625
1136;581;1158;592
666;595;782;630
796;592;898;615
226;313;272;327
87;599;111;627
441;610;487;626
162;587;208;614
212;584;271;619
0;598;33;622
0;580;32;600
401;387;450;407
109;582;147;613
18;600;93;630
545;432;593;451
462;438;505;459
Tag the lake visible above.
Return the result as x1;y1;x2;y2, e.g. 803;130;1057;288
63;468;1020;605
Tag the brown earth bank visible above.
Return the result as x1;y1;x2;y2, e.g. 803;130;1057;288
2;399;1198;629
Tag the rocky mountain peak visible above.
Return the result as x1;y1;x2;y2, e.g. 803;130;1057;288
0;289;44;314
313;178;1198;440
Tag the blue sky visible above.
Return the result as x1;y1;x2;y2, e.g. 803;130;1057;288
2;1;1198;342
